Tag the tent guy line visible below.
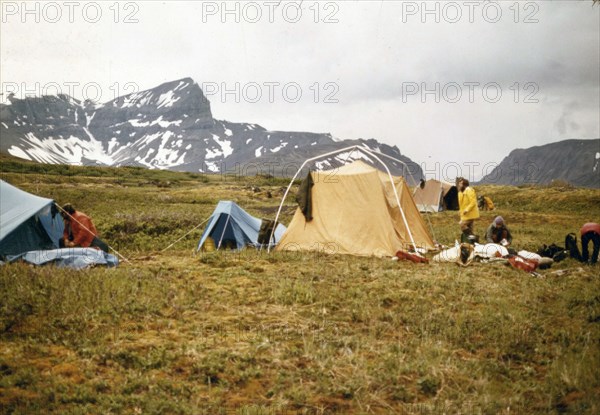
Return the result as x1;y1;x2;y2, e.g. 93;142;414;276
161;217;210;253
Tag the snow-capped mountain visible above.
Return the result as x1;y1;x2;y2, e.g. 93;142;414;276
0;78;422;179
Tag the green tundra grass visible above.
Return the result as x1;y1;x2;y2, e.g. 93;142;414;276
1;154;599;414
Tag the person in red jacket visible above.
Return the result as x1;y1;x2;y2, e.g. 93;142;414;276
60;204;108;252
581;222;600;265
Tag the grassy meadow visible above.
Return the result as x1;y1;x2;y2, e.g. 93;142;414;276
1;154;599;414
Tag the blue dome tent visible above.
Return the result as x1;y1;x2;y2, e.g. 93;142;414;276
0;180;64;257
197;201;286;251
0;180;119;268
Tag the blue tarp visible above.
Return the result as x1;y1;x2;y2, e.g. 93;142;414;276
197;201;286;251
6;248;119;269
0;180;64;257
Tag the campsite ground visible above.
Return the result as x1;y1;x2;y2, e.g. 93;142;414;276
1;154;599;414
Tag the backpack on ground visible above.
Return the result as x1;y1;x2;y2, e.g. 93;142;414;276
537;243;568;262
565;233;581;261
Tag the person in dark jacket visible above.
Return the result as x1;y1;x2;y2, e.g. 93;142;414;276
580;222;600;264
485;216;513;246
60;203;109;252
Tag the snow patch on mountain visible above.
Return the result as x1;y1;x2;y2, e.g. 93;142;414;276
174;80;189;91
315;160;331;170
82;127;114;165
335;151;373;164
121;90;154;108
10;132;111;165
206;134;233;159
7;146;31;160
108;138;118;154
205;161;220;173
85;111;95;128
157;90;180;109
270;142;288;153
129;115;182;128
129;119;151;127
151;131;187;168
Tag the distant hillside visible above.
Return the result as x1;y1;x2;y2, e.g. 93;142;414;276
0;77;422;180
478;139;600;188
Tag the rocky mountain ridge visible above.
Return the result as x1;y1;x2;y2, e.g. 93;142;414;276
0;78;421;180
478;139;600;188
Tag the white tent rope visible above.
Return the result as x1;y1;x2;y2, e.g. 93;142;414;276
54;203;131;264
161;216;210;253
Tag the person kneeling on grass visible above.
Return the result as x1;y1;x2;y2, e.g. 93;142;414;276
485;216;513;247
59;203;109;253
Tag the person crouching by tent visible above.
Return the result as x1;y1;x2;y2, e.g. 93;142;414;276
59;203;109;252
581;222;600;265
457;178;480;243
485;216;513;246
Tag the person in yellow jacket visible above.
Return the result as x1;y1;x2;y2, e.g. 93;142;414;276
457;178;480;242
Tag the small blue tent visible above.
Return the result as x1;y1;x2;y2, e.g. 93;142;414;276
197;201;286;251
0;180;64;257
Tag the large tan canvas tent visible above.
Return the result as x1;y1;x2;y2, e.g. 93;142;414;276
413;179;459;213
276;160;434;257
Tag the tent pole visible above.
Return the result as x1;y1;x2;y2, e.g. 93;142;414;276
269;144;433;255
365;147;438;242
268;144;363;253
345;146;421;250
358;148;419;253
412;177;433;213
217;214;231;250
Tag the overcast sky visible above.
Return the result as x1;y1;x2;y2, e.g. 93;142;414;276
1;0;599;179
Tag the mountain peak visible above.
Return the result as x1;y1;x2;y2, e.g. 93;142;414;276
104;78;209;114
0;78;422;178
